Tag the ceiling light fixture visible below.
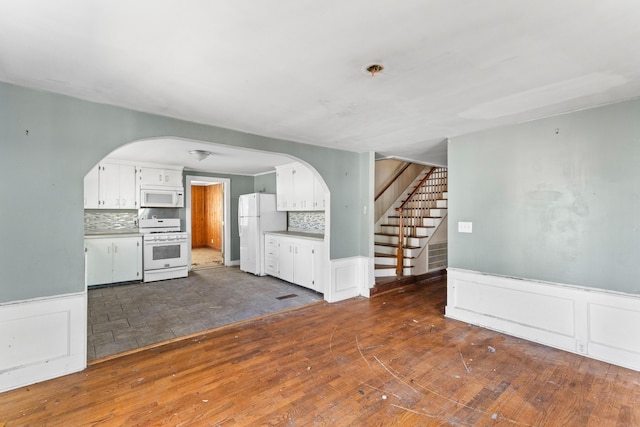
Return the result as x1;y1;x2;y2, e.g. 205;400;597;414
189;150;212;161
366;64;384;77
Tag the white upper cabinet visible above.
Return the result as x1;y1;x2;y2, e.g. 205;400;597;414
276;165;294;211
313;177;326;210
101;163;137;209
292;165;314;210
83;165;100;209
276;162;325;211
84;163;137;209
139;167;183;188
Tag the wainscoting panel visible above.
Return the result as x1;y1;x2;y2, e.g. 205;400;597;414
446;268;640;372
0;292;86;393
328;257;369;302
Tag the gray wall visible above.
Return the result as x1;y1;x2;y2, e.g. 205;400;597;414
448;98;640;294
183;171;254;261
254;172;277;194
0;82;370;303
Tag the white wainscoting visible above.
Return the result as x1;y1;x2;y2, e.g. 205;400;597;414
0;292;87;393
327;256;370;302
446;268;640;372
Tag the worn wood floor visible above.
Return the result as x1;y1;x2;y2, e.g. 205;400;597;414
1;277;639;426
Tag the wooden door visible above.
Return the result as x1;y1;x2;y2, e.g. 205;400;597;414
191;185;207;248
205;184;223;250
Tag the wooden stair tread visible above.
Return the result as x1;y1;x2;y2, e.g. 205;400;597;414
388;215;442;219
395;207;447;210
375;264;414;270
375;232;432;238
374;242;420;249
374;252;415;259
379;225;436;229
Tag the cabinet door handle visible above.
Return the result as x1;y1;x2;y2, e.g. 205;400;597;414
159;174;163;182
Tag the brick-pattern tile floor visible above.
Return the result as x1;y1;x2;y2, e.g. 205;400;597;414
87;266;323;360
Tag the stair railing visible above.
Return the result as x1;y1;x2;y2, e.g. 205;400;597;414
375;162;412;201
394;167;447;276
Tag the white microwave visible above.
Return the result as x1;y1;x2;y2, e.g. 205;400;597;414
140;188;184;208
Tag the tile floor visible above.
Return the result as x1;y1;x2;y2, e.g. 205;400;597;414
87;266;323;360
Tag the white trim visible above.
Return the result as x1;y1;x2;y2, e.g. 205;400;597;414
326;256;371;302
446;268;640;372
185;175;231;268
0;292;87;393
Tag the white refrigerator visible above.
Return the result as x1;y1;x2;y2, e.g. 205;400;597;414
238;193;286;275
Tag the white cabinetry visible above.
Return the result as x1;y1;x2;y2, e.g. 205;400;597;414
264;233;325;293
83;163;138;209
313;178;326;210
85;236;142;286
139;167;182;188
100;163;137;209
84;165;100;209
275;165;293;211
276;163;325;211
264;235;279;277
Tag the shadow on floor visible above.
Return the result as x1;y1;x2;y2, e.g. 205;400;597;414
87;266;323;360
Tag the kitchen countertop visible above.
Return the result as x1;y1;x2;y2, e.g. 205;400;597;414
84;231;143;238
264;230;325;241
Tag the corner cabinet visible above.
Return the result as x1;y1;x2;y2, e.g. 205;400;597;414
276;163;325;211
85;235;142;287
264;233;325;293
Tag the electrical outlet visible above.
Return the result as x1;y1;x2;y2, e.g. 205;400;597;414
458;221;473;233
576;341;587;354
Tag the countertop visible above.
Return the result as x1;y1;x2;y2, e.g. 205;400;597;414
264;230;325;241
84;231;143;239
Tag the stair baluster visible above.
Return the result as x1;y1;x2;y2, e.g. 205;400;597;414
394;167;447;276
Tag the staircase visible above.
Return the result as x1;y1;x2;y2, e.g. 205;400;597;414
374;167;448;277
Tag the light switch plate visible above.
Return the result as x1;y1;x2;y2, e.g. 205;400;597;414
458;221;473;233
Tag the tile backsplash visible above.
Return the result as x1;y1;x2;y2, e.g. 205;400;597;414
288;211;325;234
84;210;139;233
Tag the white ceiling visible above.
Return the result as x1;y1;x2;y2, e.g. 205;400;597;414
107;138;294;175
2;0;640;171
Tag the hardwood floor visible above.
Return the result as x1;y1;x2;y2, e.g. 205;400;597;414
191;247;223;269
1;276;638;426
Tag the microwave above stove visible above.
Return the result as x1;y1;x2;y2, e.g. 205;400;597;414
140;188;184;208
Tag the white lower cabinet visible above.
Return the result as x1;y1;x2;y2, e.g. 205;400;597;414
265;233;324;293
264;235;279;276
85;236;142;286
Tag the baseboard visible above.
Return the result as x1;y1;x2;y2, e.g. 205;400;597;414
327;256;370;302
0;292;87;393
446;268;640;372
